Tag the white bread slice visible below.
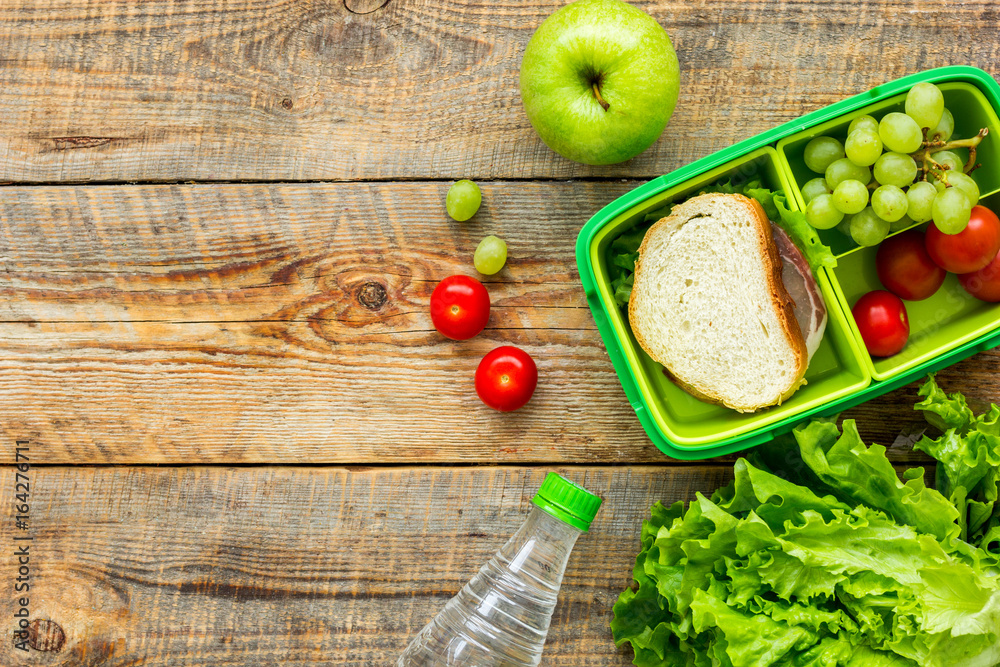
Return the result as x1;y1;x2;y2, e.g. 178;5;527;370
628;193;808;412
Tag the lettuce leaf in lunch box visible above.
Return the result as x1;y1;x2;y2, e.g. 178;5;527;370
774;194;837;271
606;179;835;309
612;375;1000;667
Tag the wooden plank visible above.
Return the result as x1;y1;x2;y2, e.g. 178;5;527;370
0;0;997;181
0;180;982;464
0;180;668;464
0;465;736;666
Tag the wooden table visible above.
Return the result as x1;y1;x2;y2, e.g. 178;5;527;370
1;1;998;664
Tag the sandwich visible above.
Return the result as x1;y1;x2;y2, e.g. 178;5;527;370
628;192;827;412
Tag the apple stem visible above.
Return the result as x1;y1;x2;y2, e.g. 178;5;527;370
592;82;610;112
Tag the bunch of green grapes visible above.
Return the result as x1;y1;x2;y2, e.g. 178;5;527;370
800;82;988;246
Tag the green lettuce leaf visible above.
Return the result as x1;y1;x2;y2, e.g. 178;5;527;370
792;419;961;543
612;375;1000;667
913;374;1000;550
843;646;919;667
689;588;817;667
774;195;837;271
914;372;976;431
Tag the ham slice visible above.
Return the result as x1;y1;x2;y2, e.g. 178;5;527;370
771;223;827;361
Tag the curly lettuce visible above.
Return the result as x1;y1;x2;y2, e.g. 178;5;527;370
612;375;1000;667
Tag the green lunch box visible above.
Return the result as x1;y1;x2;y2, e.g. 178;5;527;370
576;66;1000;461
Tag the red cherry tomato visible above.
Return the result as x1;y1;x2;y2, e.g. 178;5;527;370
475;346;538;411
926;205;1000;274
959;246;1000;302
852;290;909;357
430;275;490;340
876;229;946;301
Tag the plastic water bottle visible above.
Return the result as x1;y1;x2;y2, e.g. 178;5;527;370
397;473;602;667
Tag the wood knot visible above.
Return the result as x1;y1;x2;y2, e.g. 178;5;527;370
281;98;293;110
50;136;116;151
27;619;66;652
357;281;387;310
344;0;391;14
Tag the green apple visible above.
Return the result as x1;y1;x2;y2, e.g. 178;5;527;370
519;0;680;165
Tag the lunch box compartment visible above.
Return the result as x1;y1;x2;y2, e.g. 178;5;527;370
779;82;1000;229
824;227;1000;381
777;81;1000;382
577;66;1000;460
583;147;869;449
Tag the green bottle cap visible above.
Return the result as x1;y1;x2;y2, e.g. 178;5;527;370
531;472;602;532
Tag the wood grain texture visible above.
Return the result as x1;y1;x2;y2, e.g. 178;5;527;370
0;180;670;464
0;465;736;666
3;5;996;667
1;179;985;465
0;0;998;182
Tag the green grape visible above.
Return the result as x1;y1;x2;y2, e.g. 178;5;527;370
879;112;923;153
948;171;980;207
904;82;945;130
825;158;872;189
929;107;954;141
931;150;963;173
803;136;846;174
446;179;482;221
873;152;918;188
871;184;908;222
474;235;507;275
932;188;973;234
805;193;844;230
801;177;832;204
850;206;890;246
929;175;947;192
845;129;883;167
889;213;915;233
848;115;879;135
836;214;855;237
832;179;869;214
906;181;937;223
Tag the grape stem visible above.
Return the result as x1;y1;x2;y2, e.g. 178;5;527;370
914;127;989;185
959;128;990;173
